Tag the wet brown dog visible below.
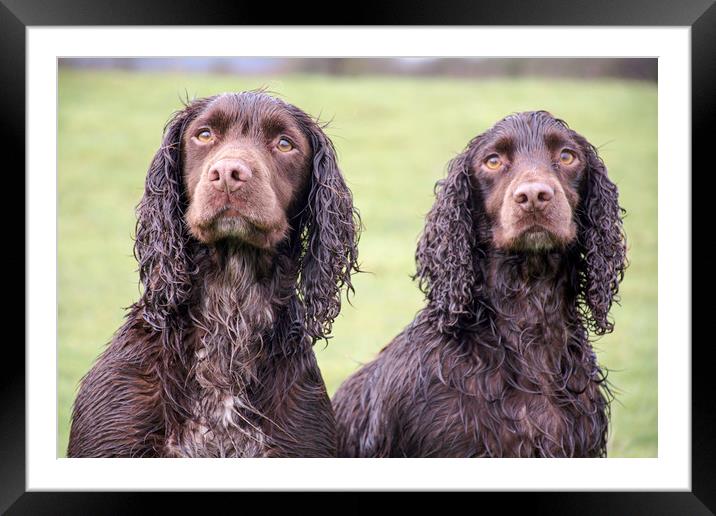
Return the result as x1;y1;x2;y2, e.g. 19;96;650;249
69;92;360;457
333;111;626;457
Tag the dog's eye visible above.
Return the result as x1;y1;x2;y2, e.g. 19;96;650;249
196;129;212;143
485;155;502;170
559;150;575;165
277;138;293;152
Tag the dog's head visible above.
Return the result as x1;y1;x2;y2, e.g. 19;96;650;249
134;92;360;342
416;111;626;335
473;111;584;252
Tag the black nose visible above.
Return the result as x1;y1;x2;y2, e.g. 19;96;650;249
208;159;253;193
513;182;554;211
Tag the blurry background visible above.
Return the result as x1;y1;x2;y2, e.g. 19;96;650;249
58;57;657;457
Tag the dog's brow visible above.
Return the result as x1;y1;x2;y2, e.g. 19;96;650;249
480;134;513;156
493;135;514;155
261;113;294;136
194;108;233;132
543;131;569;150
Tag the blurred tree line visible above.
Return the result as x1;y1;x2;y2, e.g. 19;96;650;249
60;58;656;81
291;58;656;80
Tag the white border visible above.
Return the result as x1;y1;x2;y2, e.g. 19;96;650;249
28;27;690;490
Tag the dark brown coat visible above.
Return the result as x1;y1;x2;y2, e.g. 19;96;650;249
333;111;626;457
68;92;360;457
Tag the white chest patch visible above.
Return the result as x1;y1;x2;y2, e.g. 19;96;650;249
164;345;267;458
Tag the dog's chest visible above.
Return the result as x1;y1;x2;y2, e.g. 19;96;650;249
480;285;607;455
409;312;608;457
164;275;275;458
167;345;264;458
430;343;606;457
414;366;604;458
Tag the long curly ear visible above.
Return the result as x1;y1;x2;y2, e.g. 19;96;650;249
293;121;361;342
575;140;627;335
415;150;487;336
134;100;208;329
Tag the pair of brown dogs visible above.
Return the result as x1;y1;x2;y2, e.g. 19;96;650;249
68;91;625;458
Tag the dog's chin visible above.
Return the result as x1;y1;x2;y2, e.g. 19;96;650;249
214;215;258;240
192;211;286;250
502;226;571;253
512;229;560;252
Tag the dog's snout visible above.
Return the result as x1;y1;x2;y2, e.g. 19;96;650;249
208;159;253;193
513;182;554;211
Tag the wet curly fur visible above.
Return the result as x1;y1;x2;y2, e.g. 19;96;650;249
68;92;360;457
333;111;626;457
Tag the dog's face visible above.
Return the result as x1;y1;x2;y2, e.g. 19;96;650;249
469;111;585;252
182;94;313;249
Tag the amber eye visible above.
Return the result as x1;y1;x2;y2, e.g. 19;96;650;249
196;129;212;143
277;138;293;152
559;150;576;165
485;155;502;170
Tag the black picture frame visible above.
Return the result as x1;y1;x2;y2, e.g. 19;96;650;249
5;0;712;512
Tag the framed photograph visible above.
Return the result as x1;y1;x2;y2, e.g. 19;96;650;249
7;0;712;511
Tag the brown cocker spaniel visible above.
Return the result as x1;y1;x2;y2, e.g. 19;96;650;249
333;111;626;458
69;92;360;457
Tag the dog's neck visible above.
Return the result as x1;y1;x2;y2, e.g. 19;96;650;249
205;240;278;282
166;241;289;457
483;249;580;356
190;240;295;353
472;248;602;411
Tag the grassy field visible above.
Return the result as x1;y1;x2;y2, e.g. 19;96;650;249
57;69;657;457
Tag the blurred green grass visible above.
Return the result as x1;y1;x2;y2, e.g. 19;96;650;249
57;69;657;458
